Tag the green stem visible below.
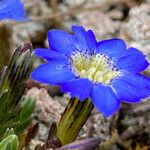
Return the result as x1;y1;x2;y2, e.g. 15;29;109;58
56;97;94;145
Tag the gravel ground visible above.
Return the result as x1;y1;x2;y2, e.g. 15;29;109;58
1;0;150;149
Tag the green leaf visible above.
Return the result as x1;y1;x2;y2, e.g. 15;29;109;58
20;98;35;123
4;129;15;138
0;135;18;150
0;43;34;139
14;98;35;135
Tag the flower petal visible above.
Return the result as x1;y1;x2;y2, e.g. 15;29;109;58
0;0;29;22
96;38;126;60
48;29;77;55
111;73;150;102
34;48;68;64
31;62;76;84
122;72;150;88
90;84;120;117
87;29;97;50
72;26;96;53
116;47;149;73
61;78;93;101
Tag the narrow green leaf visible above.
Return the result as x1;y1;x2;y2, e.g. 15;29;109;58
0;43;34;139
0;135;18;150
20;98;35;123
4;129;15;138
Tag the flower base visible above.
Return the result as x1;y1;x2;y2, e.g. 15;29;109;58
56;97;94;145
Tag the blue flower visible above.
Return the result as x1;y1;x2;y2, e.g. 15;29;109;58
31;25;150;117
0;0;29;22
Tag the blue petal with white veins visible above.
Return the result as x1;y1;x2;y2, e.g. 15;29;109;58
61;78;93;101
0;0;29;22
111;74;150;103
90;84;120;117
96;38;126;60
48;29;77;55
31;62;76;85
34;48;68;64
116;47;149;73
121;72;150;88
72;26;96;53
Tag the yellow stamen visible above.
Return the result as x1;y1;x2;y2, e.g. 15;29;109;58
70;51;121;85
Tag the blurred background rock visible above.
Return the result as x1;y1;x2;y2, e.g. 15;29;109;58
0;0;150;149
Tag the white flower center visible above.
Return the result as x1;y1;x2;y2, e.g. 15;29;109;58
69;51;121;85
